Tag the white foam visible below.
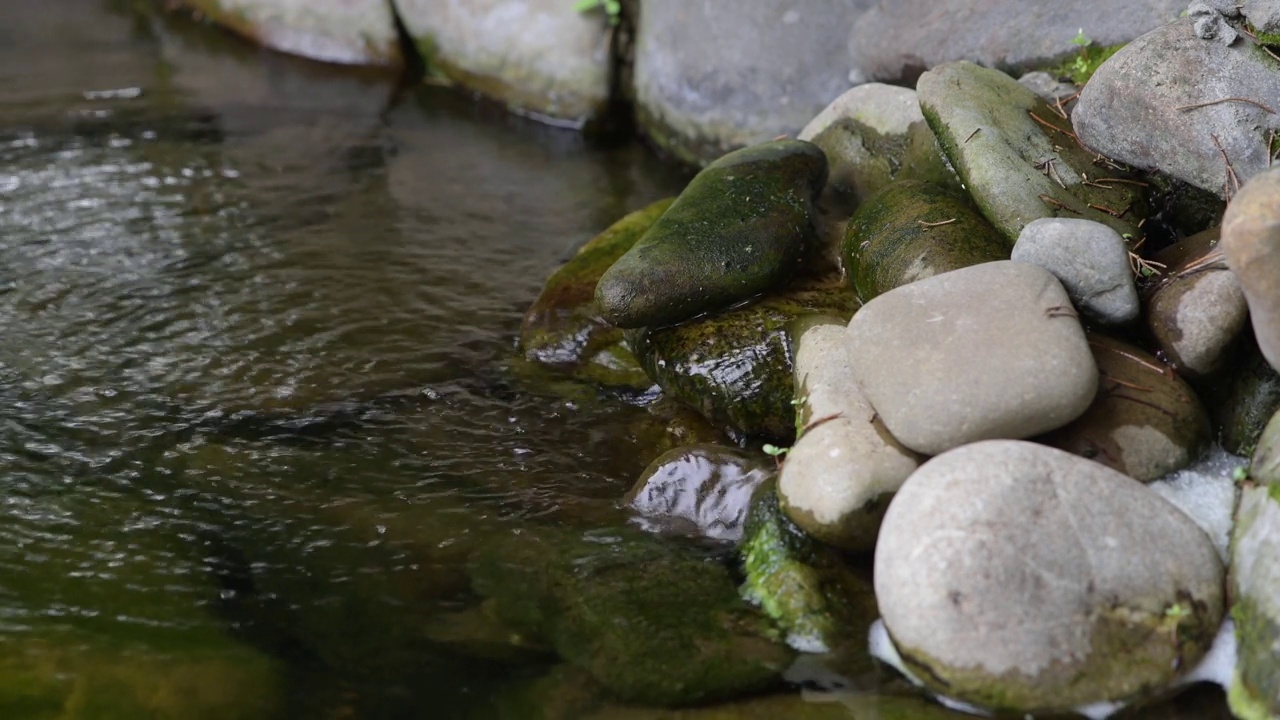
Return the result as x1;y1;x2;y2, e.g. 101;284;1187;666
1150;444;1243;562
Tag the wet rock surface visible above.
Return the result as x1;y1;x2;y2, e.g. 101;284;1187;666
846;260;1097;455
842;180;1008;301
1223;167;1280;373
1011;218;1139;325
624;444;773;542
1037;333;1210;482
876;440;1225;713
1074;17;1280;199
176;0;401;66
918;61;1146;242
777;320;921;552
1230;483;1280;720
1205;335;1280;456
596;140;826;329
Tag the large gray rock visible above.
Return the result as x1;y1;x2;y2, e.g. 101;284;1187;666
1223;168;1280;374
846;260;1097;455
1229;483;1280;720
777;320;921;552
395;0;611;124
876;440;1225;714
633;0;871;166
918;61;1146;242
847;0;1186;83
178;0;401;65
1244;0;1280;33
1011;218;1140;325
1074;18;1280;199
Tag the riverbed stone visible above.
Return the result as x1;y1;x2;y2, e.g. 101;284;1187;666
176;0;401;66
1251;409;1280;484
876;439;1225;713
395;0;611;125
1073;18;1280;199
1229;483;1280;720
1145;229;1247;378
624;444;772;542
846;0;1187;84
799;86;955;214
1245;0;1280;33
632;0;872;166
1223;168;1280;374
629;281;859;443
521;198;673;390
1011;218;1139;325
846;260;1097;456
1037;333;1210;482
843;180;1009;301
777;320;921;552
739;481;878;657
1017;72;1079;105
918;61;1146;242
468;526;792;706
596;140;826;329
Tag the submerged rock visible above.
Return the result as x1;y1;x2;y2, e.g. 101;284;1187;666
521;198;673;390
624;444;773;542
1229;483;1280;720
629;282;859;442
842;179;1008;301
1145;228;1247;378
1011;218;1140;325
632;0;872;165
778;319;921;551
846;261;1097;456
1074;18;1280;199
1223;168;1280;374
876;440;1225;714
1037;333;1210;482
396;0;611;124
739;481;877;657
596;140;826;329
918;61;1146;242
468;527;792;706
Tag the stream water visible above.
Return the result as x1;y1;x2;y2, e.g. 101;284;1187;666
0;3;1243;719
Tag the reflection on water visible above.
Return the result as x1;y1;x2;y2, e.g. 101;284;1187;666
0;2;688;717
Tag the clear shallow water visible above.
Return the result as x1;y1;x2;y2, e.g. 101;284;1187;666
0;2;691;717
0;3;1241;719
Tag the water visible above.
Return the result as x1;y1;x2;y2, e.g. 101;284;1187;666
0;2;691;717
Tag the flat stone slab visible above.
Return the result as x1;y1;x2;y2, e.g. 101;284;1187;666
846;260;1097;455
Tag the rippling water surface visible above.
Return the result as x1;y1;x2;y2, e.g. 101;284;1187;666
0;3;689;716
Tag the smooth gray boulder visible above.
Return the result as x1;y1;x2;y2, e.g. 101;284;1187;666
176;0;401;65
799;83;923;142
1011;218;1140;325
1229;483;1280;720
777;320;921;552
1244;0;1280;32
633;0;871;166
624;444;773;542
847;0;1186;83
395;0;611;125
1223;168;1280;374
1017;71;1079;105
918;61;1146;242
1074;18;1280;199
846;260;1097;455
876;440;1225;714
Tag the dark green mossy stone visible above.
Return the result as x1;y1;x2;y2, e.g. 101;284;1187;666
521;198;675;389
467;527;792;707
1230;485;1280;720
842;179;1008;302
596;140;827;329
628;282;859;443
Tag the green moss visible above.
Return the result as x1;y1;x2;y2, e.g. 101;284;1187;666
1046;43;1126;85
1232;594;1280;719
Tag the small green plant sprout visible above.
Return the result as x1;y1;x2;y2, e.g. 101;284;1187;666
762;443;789;458
1232;464;1251;483
573;0;621;25
1071;28;1091;47
1165;602;1191;621
789;395;809;407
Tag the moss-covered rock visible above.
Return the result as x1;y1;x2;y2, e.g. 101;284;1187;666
1229;483;1280;720
628;281;859;443
521;198;674;391
467;526;793;707
842;179;1008;301
1037;333;1210;482
596;140;827;329
739;481;877;660
918;61;1146;242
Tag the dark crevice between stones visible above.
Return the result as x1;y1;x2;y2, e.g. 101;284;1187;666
585;0;639;145
386;0;426;100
